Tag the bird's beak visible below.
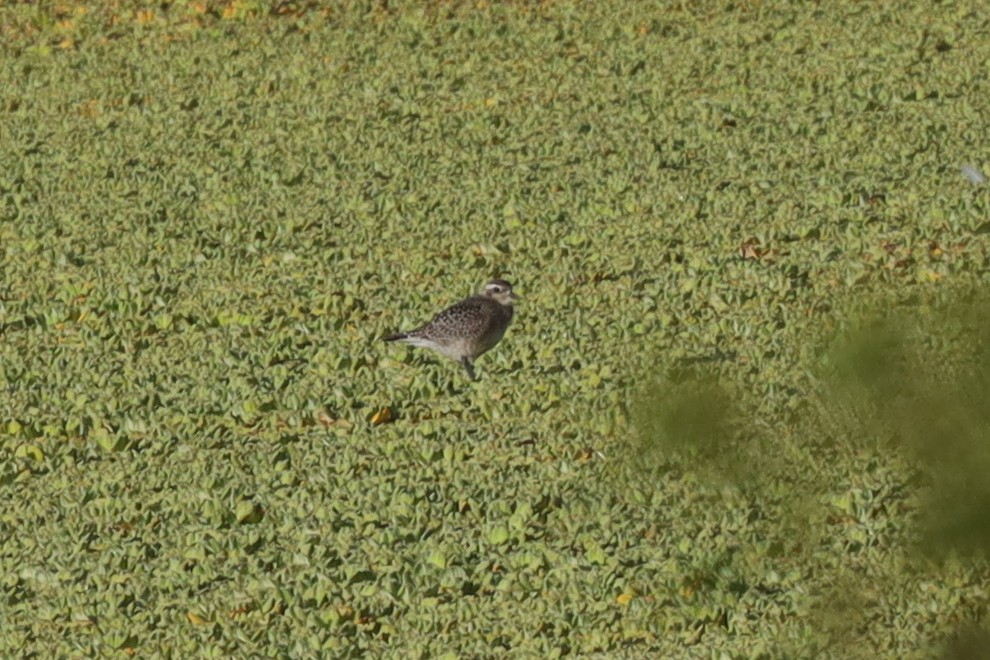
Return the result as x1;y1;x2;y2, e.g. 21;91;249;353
509;291;520;301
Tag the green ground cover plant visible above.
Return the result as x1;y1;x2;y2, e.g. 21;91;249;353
1;1;989;656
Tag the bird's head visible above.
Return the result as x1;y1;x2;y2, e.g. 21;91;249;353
483;279;518;306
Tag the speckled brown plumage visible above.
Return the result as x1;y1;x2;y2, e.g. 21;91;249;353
384;279;518;379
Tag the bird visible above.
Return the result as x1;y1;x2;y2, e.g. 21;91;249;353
384;279;518;380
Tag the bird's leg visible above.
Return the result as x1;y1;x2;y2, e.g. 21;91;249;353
460;357;476;380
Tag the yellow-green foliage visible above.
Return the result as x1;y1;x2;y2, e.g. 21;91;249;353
1;1;989;656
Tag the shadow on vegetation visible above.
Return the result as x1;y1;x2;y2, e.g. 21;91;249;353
939;624;990;660
829;301;990;559
628;369;751;484
620;287;990;654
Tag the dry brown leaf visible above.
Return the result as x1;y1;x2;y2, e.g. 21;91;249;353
370;406;394;426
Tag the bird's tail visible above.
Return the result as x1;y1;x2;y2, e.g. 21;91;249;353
384;332;409;342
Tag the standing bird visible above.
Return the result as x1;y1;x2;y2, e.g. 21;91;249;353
384;279;518;380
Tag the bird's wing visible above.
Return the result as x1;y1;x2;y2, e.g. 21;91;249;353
424;297;488;336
